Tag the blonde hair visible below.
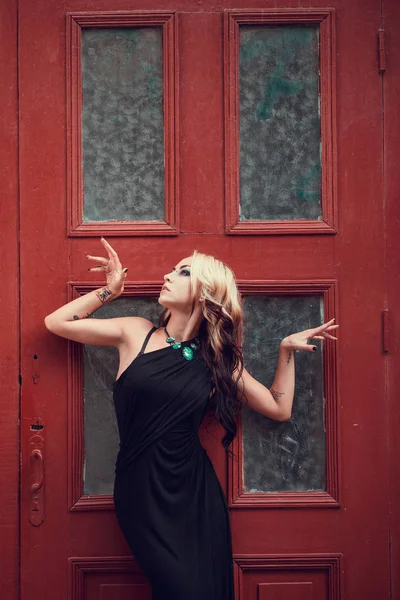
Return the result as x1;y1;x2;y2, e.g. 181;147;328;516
189;250;243;354
190;251;244;452
159;250;244;451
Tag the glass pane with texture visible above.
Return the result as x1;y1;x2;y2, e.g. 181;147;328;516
239;25;321;221
242;295;325;492
81;28;164;222
83;297;164;495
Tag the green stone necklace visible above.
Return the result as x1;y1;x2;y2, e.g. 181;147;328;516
164;327;200;361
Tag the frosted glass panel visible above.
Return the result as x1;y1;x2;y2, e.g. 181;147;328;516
81;28;164;222
83;298;163;495
239;25;321;221
242;295;325;492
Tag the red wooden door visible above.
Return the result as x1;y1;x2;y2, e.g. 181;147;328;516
16;1;396;600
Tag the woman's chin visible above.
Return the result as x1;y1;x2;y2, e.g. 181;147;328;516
158;296;171;308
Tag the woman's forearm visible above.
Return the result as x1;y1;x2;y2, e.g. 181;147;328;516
269;342;295;420
44;285;119;329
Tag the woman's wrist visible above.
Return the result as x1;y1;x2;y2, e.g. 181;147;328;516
280;337;292;351
95;285;121;304
63;286;120;322
279;339;294;366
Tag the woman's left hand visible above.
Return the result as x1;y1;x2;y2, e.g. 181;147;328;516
281;318;339;353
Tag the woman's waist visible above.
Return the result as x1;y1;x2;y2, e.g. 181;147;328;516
115;425;204;471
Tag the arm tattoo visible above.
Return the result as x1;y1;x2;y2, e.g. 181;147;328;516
95;286;115;304
270;387;284;402
73;313;90;320
286;351;292;365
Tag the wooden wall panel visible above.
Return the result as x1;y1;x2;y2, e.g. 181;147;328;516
0;1;19;598
384;0;400;597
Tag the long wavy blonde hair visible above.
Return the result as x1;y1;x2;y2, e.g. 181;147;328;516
160;250;244;451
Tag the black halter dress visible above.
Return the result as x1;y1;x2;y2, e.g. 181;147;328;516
113;326;235;600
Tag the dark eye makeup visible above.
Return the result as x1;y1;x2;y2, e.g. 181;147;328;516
171;266;191;276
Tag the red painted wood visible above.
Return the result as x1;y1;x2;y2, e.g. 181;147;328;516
384;1;400;597
378;28;386;73
19;1;70;598
18;1;393;599
68;556;150;599
0;1;19;599
179;12;225;235
234;555;342;600
333;0;390;597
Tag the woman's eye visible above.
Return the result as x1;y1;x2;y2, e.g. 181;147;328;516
180;269;190;276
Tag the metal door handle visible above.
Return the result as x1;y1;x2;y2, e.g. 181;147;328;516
31;449;43;492
29;433;45;526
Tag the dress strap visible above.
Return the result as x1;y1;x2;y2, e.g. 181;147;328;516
137;326;158;356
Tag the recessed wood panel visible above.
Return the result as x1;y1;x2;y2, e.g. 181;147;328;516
100;583;151;600
68;556;151;600
234;554;342;600
258;581;313;600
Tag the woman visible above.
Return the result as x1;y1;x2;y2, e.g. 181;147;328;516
44;237;338;600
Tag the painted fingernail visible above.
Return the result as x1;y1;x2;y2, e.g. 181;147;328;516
312;347;317;352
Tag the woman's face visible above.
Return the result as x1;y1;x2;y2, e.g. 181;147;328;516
159;256;197;309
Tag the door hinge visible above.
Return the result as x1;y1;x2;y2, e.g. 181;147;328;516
382;309;389;353
378;27;386;73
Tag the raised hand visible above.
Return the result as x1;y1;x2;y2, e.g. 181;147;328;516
280;318;339;353
87;237;128;297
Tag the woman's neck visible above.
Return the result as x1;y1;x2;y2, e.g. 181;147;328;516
164;310;203;342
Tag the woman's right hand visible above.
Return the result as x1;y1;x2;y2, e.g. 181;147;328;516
87;237;128;296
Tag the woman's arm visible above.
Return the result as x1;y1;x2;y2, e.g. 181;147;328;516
44;286;128;346
235;318;338;421
44;237;131;347
235;343;294;421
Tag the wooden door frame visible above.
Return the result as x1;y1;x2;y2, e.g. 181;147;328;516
385;3;400;599
0;0;19;598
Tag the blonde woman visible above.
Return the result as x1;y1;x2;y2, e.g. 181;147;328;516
44;237;338;600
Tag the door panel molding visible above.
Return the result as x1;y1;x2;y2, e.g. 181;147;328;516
224;8;337;235
233;553;343;600
230;280;340;508
66;11;179;237
68;556;150;599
